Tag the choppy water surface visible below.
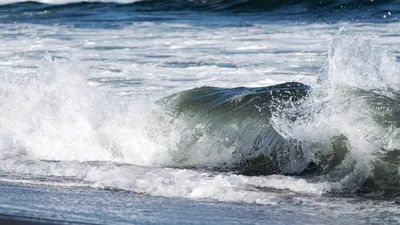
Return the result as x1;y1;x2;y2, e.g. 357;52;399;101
0;0;400;224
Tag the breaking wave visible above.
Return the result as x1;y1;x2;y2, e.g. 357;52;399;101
162;31;400;197
0;32;399;203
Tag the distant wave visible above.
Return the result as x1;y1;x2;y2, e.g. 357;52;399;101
0;0;398;22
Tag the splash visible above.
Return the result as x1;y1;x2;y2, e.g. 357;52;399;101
0;55;178;165
271;32;400;195
160;32;400;197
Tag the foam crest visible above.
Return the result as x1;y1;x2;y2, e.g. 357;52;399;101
271;32;400;192
0;55;178;166
323;31;400;91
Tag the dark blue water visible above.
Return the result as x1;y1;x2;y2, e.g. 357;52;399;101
0;0;399;28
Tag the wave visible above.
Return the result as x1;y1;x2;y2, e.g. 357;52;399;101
161;32;400;198
1;0;398;22
161;82;312;174
0;32;399;201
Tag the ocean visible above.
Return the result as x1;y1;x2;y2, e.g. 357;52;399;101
0;0;399;224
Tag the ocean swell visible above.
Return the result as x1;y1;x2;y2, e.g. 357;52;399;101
0;0;398;23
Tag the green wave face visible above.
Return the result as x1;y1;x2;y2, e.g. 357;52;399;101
161;80;400;198
161;82;317;175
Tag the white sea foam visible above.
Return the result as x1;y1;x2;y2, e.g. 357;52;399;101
271;32;400;191
0;155;330;204
0;55;181;166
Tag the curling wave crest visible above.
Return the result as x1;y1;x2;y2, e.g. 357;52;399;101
0;33;399;203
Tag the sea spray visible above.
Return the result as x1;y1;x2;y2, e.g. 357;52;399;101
0;55;178;165
271;33;400;195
